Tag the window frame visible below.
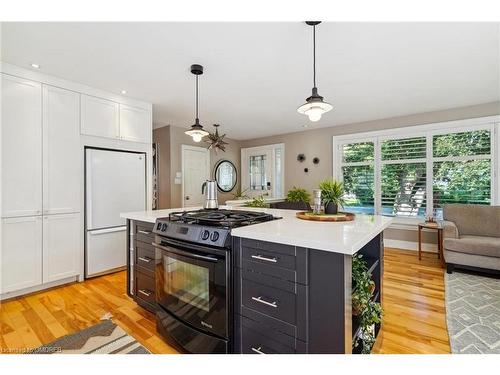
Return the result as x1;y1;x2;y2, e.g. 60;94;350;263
333;116;499;226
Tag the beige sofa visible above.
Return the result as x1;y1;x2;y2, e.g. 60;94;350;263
443;204;500;274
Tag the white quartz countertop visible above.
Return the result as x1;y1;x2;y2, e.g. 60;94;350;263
120;206;393;255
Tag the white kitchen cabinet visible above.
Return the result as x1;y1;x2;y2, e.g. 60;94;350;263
42;213;80;283
43;85;81;215
1;74;42;218
81;94;120;139
1;216;43;293
119;104;152;143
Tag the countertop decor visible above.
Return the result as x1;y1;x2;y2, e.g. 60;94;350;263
296;211;355;222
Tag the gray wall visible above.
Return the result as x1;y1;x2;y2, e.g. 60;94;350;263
153;125;242;209
240;101;500;245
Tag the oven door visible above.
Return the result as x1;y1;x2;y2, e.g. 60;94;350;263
153;239;228;339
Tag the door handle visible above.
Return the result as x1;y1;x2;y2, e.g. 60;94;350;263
138;256;152;263
251;296;278;308
251;254;277;263
251;346;266;354
138;230;151;235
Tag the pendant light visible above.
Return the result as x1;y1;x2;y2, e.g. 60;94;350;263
297;21;332;122
185;64;209;142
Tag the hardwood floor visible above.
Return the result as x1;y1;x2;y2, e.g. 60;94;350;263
0;272;178;354
372;248;450;354
0;248;450;354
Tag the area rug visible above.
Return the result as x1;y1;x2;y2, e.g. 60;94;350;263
29;319;150;354
445;271;500;354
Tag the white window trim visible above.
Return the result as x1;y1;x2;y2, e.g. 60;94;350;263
333;116;500;228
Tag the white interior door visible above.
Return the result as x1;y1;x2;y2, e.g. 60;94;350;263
182;145;210;207
86;149;146;230
241;144;285;198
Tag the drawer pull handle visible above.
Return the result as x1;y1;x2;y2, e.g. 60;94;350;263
138;289;152;297
251;296;278;308
251;254;277;263
138;230;151;235
251;346;266;354
138;256;152;263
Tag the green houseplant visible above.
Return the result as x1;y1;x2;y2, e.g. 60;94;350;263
286;187;311;203
319;178;345;214
244;195;268;208
352;254;383;354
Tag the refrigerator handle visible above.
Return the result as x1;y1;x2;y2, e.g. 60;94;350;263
88;226;127;235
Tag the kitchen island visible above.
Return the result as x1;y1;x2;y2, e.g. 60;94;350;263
120;206;392;354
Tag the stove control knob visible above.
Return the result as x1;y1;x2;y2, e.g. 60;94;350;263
161;223;168;231
210;231;220;242
202;230;210;240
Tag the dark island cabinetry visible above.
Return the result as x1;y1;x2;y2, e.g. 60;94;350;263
126;220;158;313
233;234;383;354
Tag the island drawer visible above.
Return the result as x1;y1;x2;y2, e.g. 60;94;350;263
236;315;307;354
235;238;308;285
135;241;156;274
135;269;156;307
134;221;155;245
241;278;306;326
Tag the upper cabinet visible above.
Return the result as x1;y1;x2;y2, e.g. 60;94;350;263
119;104;152;143
43;85;81;215
81;94;152;143
1;74;43;218
81;94;120;139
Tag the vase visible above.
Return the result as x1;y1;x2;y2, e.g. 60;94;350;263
324;202;338;214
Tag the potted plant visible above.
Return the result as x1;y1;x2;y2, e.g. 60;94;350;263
270;187;311;210
319;178;345;214
244;195;268;208
232;188;249;200
352;254;383;354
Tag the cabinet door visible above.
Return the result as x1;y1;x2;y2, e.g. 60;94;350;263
80;94;119;139
1;74;42;218
119;104;152;143
43;213;80;283
43;85;81;215
1;216;43;293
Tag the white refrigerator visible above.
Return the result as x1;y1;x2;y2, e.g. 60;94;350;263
85;148;146;278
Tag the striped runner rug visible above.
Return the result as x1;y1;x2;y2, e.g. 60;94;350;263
29;320;150;354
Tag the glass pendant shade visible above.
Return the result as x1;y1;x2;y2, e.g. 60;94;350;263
185;118;209;142
297;87;333;122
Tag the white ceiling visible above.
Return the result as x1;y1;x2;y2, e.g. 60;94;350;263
2;22;499;140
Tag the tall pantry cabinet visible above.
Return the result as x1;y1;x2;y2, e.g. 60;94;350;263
1;74;81;294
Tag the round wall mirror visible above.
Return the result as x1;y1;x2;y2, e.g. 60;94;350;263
214;160;237;192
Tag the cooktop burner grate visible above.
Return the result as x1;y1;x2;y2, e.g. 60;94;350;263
168;209;275;228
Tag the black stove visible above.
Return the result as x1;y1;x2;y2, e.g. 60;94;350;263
153;209;277;248
152;209;278;354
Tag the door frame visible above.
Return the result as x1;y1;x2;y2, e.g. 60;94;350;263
181;144;211;208
241;143;285;198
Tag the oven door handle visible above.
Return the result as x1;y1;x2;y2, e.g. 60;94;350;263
152;242;219;263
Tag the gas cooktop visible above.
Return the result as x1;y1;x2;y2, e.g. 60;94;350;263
152;209;279;248
168;209;276;228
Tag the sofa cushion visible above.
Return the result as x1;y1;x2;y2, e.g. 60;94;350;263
444;235;500;257
443;204;500;238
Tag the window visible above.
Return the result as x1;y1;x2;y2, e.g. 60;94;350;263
335;119;497;221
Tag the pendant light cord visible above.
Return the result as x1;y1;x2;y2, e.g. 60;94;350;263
313;24;316;89
195;74;199;119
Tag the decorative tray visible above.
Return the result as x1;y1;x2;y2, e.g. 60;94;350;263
296;211;356;222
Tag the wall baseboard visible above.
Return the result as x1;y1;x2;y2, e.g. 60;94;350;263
385;239;438;253
0;276;79;301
